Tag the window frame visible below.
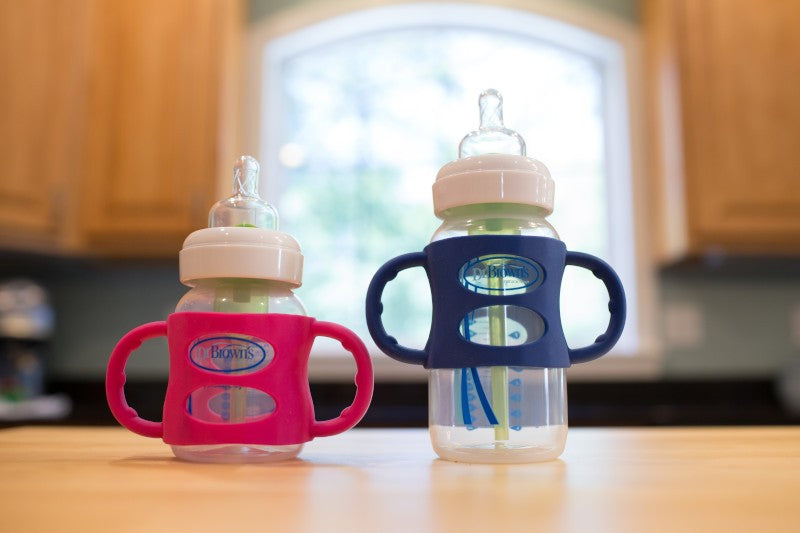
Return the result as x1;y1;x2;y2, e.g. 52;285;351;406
244;0;660;382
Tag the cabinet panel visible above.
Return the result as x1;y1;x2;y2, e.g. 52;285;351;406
678;0;800;250
81;0;234;255
0;0;87;251
648;0;800;258
0;0;238;257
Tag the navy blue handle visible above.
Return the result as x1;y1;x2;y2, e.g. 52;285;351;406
565;252;626;363
365;252;429;366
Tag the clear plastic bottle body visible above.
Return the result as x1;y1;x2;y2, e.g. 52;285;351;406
171;278;307;463
428;204;568;463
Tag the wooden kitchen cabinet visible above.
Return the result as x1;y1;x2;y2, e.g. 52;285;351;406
646;0;800;261
0;0;89;252
0;0;239;257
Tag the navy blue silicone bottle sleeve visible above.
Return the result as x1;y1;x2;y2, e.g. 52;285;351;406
565;251;627;364
365;252;429;366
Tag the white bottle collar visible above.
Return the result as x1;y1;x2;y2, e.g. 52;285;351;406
179;227;303;286
432;153;555;218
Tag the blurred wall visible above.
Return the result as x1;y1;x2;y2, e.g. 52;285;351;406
0;254;181;380
660;268;800;378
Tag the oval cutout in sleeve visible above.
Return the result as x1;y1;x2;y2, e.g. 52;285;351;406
459;305;545;346
186;386;276;423
459;255;544;294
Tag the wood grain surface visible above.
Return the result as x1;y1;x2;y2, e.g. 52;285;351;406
1;427;798;532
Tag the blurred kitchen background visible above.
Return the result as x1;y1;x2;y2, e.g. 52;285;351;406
1;0;799;427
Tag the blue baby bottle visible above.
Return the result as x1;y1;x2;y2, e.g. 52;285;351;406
366;89;626;463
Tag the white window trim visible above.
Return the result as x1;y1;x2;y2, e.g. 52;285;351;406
244;0;661;382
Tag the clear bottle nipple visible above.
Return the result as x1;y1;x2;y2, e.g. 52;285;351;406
458;89;526;158
208;155;278;229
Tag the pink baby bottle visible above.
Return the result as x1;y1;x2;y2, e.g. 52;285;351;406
107;156;373;462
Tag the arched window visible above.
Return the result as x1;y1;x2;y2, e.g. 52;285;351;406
246;2;656;378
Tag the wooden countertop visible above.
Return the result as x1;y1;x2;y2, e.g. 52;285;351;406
1;427;799;532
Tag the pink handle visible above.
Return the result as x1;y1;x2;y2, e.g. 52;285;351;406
310;321;374;438
106;322;166;438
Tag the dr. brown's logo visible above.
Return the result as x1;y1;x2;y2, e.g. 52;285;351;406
189;335;273;373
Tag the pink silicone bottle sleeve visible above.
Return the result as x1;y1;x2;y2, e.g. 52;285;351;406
106;315;374;443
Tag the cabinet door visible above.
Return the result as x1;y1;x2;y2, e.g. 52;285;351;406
0;0;88;251
81;0;237;256
663;0;800;255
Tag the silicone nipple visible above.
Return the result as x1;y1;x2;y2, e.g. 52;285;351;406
458;89;526;158
208;155;278;229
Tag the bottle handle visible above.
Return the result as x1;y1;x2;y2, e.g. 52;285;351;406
565;252;627;363
105;322;167;438
365;252;429;365
310;321;374;438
